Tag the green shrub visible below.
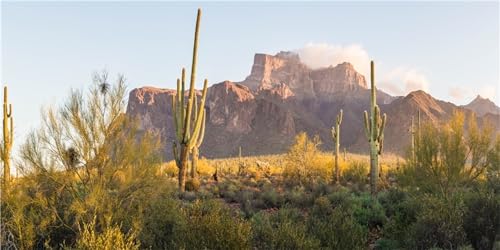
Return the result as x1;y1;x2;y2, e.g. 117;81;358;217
353;193;387;228
173;200;252;250
251;209;320;250
260;188;283;208
343;161;368;184
378;188;408;217
463;192;500;250
76;219;140;250
411;195;467;249
308;196;367;249
139;193;185;249
185;178;201;191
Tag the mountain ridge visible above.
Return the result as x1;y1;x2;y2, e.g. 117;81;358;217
126;51;500;159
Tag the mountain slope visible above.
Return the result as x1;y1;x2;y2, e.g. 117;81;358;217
462;95;500;116
126;52;500;159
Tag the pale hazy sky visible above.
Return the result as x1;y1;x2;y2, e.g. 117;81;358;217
1;1;499;155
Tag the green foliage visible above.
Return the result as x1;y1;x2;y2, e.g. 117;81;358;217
412;195;467;249
400;112;496;197
185;178;201;191
251;208;320;250
343;160;369;184
173;200;252;250
463;191;500;250
75;218;140;250
353;193;387;228
308;197;367;249
284;132;328;186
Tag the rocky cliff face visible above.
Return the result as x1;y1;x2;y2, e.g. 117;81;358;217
126;52;500;159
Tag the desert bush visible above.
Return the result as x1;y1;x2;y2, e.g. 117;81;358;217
260;187;283;208
161;161;178;177
353;193;387;228
378;188;408;217
412;195;467;249
185;178;201;191
343;160;369;184
75;218;140;250
463;191;500;250
283;186;313;208
173;200;252;250
284;132;329;186
251;208;320;249
308;197;367;250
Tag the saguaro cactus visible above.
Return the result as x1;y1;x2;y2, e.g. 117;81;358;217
410;109;421;165
171;9;208;192
410;116;415;162
331;109;343;184
2;86;13;189
363;61;387;196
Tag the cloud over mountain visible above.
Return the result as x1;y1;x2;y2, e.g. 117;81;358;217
295;43;429;96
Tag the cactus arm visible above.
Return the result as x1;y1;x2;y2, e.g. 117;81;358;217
374;106;380;138
173;141;180;168
188;79;208;148
9;106;13;146
173;81;181;141
338;109;343;125
378;113;387;140
196;110;206;148
363;110;370;140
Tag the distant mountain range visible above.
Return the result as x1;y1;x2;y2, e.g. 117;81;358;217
126;51;500;159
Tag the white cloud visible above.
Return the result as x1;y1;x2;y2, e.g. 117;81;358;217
448;85;498;104
448;86;468;101
378;66;429;96
295;43;430;96
295;42;370;78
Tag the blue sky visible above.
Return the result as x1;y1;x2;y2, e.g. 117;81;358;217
1;1;499;155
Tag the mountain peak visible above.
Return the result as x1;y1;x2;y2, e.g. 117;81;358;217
463;94;500;116
242;52;366;97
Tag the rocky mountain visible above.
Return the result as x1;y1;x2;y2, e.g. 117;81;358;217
462;95;500;116
126;52;500;159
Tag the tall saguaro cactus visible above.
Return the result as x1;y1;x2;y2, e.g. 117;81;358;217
410;109;421;165
171;9;208;192
331;109;343;184
2;86;13;189
363;61;387;196
410;115;415;162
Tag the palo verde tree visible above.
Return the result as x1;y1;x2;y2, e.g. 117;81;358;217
171;8;208;192
363;61;387;196
331;109;343;184
7;72;161;248
401;111;497;197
